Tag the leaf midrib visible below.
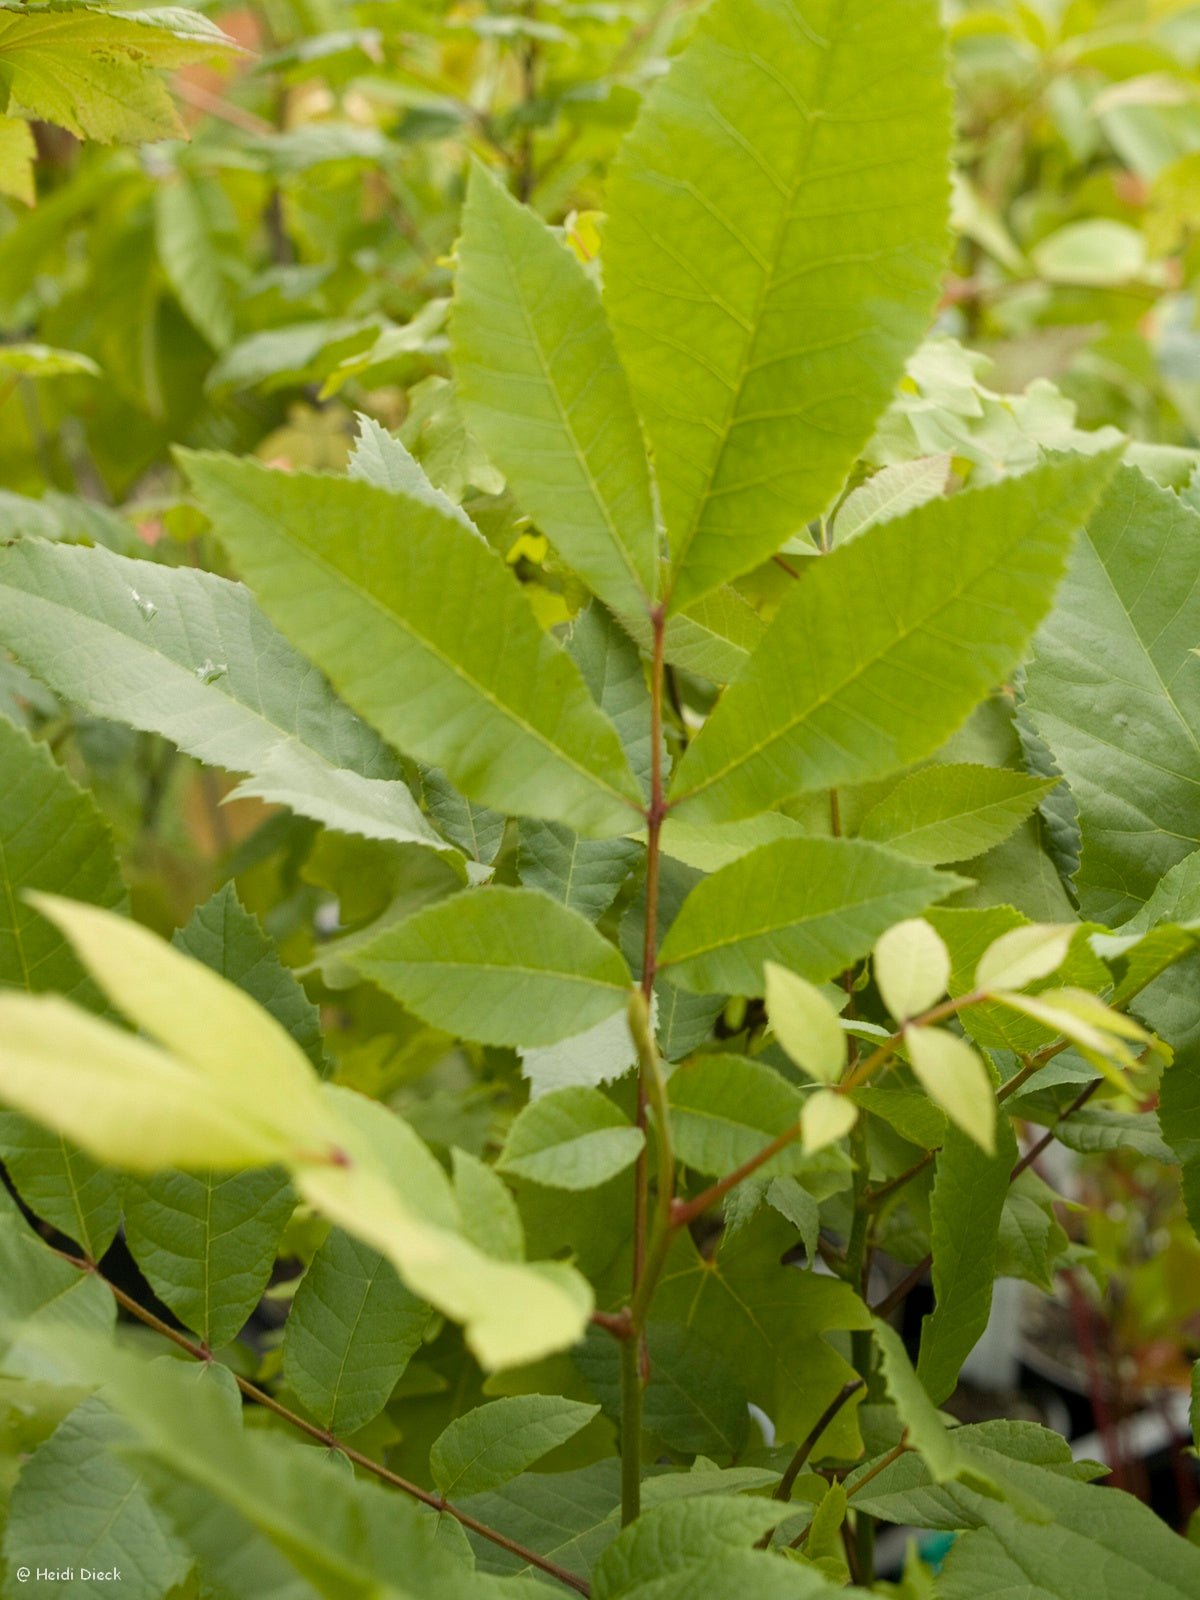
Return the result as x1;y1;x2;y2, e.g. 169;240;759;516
660;877;927;968
381;957;628;992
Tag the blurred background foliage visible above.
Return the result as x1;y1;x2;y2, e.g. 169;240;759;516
3;0;1200;1490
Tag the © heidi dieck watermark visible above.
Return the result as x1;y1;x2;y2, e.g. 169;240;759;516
14;1570;123;1584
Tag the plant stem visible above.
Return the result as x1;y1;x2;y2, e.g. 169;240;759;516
839;991;985;1094
630;989;674;1248
864;1152;934;1209
640;606;667;1008
622;601;668;1524
619;1333;643;1526
774;1381;865;1502
671;1120;805;1226
51;1249;591;1596
1009;1077;1101;1181
846;1439;910;1500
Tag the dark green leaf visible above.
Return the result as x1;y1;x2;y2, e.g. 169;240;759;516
285;1228;430;1434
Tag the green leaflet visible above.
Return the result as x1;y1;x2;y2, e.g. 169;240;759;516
0;6;235;145
858;764;1057;865
431;1395;600;1499
1035;1103;1171;1163
591;1495;786;1600
0;1188;115;1383
512;606;651;916
851;1086;946;1150
351;886;633;1048
123;1169;295;1352
122;886;317;1348
139;1472;318;1600
519;1006;641;1099
0;539;455;857
844;1420;1108;1542
636;1466;781;1508
462;1460;622;1583
498;1087;644;1190
917;1118;1019;1406
602;0;953;609
154;170;235;352
3;1397;191;1600
518;820;640;921
660;813;810;875
180;453;643;837
873;1319;976;1486
0;113;35;205
454;163;659;618
1025;466;1200;924
657;838;964;996
624;583;767;686
170;882;327;1075
568;604;656;797
609;1553;846;1599
349;412;476;531
761;1178;822;1260
422;766;508;868
935;1443;1200;1599
997;1176;1071;1291
0;898;593;1370
452;1148;525;1262
0;717;126;1002
284;1228;430;1435
834;455;952;544
0;1114;123;1262
667;1055;805;1177
10;1333;520;1600
669;453;1118;823
0;718;126;1256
